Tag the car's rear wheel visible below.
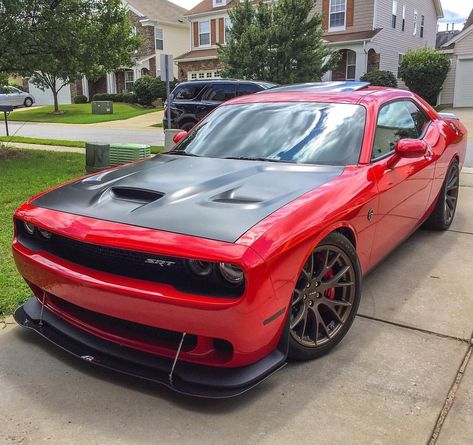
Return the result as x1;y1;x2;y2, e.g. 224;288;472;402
24;97;33;107
424;159;459;230
288;232;361;360
180;121;196;132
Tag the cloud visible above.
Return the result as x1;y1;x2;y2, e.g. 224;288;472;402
438;9;468;23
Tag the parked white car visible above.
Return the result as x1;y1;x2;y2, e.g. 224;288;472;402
0;86;35;107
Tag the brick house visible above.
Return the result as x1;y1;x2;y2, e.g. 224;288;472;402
27;0;190;105
175;0;443;83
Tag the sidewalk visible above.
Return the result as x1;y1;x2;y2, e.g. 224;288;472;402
0;171;472;445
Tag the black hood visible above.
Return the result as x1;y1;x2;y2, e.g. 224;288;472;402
32;154;343;243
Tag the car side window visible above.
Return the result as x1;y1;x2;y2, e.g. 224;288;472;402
372;100;430;160
174;85;203;100
0;86;7;94
238;83;261;96
202;83;237;102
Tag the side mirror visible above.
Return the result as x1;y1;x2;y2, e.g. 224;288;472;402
394;138;428;158
173;131;188;144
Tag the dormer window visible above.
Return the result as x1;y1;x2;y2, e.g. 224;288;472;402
213;0;225;7
329;0;346;31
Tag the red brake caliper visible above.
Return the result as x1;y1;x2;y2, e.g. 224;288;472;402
324;268;336;300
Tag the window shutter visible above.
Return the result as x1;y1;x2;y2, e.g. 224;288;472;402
211;19;216;45
322;0;329;30
218;18;224;43
347;0;354;27
193;22;199;47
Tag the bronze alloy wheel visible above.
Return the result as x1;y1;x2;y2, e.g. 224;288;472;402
444;161;459;226
288;232;361;360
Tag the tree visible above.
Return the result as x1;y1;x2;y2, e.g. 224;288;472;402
399;48;450;106
218;0;335;84
0;0;141;112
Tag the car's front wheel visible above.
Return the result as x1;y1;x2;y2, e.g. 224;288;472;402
24;97;33;107
288;232;361;360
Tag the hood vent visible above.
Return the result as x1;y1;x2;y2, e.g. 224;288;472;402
110;187;164;204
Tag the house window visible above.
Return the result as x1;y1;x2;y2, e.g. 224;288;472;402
214;0;223;4
199;21;210;46
224;17;232;44
413;10;418;35
199;72;205;79
402;5;406;31
155;28;163;50
392;1;397;28
329;0;346;31
346;50;356;81
124;70;134;92
397;53;404;78
420;15;424;38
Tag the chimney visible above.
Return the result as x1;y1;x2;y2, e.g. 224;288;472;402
446;23;449;31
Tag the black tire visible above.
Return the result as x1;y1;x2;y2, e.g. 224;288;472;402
424;159;459;231
180;121;196;132
24;97;33;107
288;232;362;361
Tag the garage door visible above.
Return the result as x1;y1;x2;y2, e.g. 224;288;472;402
454;58;473;107
28;81;72;106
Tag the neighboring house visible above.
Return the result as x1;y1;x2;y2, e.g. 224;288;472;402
27;0;189;105
175;0;443;83
438;9;473;107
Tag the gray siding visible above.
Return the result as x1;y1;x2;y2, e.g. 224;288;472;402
372;0;438;77
440;53;456;105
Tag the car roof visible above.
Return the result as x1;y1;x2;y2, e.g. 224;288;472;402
177;79;277;87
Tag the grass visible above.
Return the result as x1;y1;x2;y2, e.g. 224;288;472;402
0;147;86;316
0;136;164;153
9;103;158;124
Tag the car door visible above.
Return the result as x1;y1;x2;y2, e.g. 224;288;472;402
8;87;23;106
198;83;237;120
369;99;436;267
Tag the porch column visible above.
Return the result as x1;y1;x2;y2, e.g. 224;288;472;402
106;73;114;94
81;76;89;100
355;46;368;81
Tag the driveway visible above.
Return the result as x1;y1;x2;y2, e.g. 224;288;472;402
444;108;473;168
0;120;165;146
1;169;473;444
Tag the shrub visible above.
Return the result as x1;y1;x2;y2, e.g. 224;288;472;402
91;92;136;103
399;48;450;105
73;95;88;104
360;70;398;88
133;76;178;106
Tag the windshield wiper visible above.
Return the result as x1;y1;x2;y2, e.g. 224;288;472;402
224;156;293;163
170;151;200;157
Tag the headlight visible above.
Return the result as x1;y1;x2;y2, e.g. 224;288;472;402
23;221;35;235
219;263;244;285
38;228;52;239
187;259;213;277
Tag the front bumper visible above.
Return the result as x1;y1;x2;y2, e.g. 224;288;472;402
15;297;287;398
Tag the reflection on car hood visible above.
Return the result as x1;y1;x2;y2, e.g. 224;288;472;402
32;154;343;242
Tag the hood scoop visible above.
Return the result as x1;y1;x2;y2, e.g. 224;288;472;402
110;187;164;204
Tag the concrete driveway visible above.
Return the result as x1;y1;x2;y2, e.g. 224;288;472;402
1;170;472;445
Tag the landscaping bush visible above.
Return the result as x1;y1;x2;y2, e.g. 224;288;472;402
399;48;450;105
73;95;88;104
133;76;178;106
360;70;398;88
92;92;136;103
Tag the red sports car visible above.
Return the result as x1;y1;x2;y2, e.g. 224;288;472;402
12;82;467;397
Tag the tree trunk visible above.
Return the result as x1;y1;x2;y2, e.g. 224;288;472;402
52;88;59;113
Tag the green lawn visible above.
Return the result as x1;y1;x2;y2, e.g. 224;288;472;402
0;136;164;153
0;148;86;316
9;103;157;124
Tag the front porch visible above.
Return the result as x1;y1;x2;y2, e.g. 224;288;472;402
325;46;380;82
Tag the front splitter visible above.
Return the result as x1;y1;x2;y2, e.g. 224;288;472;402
14;297;287;398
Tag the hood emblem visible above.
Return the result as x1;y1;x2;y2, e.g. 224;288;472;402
145;258;176;267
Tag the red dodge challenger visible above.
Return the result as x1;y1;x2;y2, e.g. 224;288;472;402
12;82;467;397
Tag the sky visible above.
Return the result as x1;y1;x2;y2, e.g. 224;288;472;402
170;0;472;32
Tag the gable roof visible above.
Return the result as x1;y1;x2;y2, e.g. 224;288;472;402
441;8;473;48
436;30;460;48
464;8;473;29
186;0;235;16
124;0;188;24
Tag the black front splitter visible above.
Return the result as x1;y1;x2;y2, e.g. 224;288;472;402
14;297;287;398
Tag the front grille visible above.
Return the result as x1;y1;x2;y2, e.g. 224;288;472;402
16;221;243;298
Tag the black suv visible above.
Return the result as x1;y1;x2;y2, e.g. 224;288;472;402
163;79;276;130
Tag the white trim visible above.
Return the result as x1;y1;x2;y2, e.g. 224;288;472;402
81;76;89;100
175;55;218;62
413;10;418;36
121;0;144;18
442;25;473;48
185;10;230;19
139;18;188;29
328;0;346;32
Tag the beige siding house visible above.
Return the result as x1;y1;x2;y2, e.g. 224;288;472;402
176;0;442;83
439;10;473;107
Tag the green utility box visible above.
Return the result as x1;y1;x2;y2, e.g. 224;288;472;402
85;142;110;173
91;101;113;115
109;143;151;167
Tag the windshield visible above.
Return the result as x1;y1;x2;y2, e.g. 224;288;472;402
171;102;366;165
